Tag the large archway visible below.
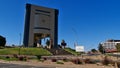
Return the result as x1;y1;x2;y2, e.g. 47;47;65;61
23;4;58;48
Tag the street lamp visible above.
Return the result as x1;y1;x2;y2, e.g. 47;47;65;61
19;33;22;55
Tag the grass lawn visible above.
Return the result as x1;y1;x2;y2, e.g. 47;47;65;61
64;48;81;56
0;47;52;56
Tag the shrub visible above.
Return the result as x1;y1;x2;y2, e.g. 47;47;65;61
36;55;41;60
63;58;68;62
43;57;47;60
84;58;90;63
0;56;19;61
51;59;57;62
56;61;64;64
24;56;28;61
117;62;120;68
13;54;18;58
71;58;83;64
18;56;27;61
6;56;10;59
39;59;44;62
102;56;113;65
18;56;24;61
84;58;97;64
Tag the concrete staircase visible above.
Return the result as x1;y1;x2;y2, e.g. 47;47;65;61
46;48;73;55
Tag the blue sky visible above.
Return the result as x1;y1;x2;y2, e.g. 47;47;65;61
0;0;120;51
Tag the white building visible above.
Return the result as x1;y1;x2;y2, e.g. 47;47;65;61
101;39;120;52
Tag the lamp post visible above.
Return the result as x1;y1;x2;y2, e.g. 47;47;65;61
19;33;21;55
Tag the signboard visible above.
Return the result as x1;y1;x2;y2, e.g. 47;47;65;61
75;46;84;52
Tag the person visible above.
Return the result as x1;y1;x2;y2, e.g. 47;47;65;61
61;40;67;49
49;39;53;49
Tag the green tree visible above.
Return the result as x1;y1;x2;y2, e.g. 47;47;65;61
91;49;97;53
0;35;6;47
98;43;105;54
116;43;120;52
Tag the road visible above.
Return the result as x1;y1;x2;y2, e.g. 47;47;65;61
0;63;55;68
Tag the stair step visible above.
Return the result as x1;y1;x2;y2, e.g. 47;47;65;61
46;48;73;55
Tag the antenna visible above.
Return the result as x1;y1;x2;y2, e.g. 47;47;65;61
71;27;79;48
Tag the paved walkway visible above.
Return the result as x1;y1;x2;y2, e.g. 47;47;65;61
0;63;55;68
